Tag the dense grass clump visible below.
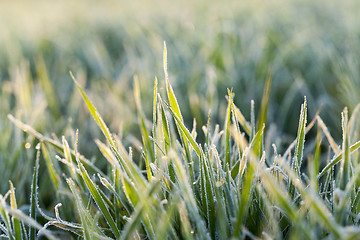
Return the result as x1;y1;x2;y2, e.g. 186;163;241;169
1;44;360;239
3;1;360;197
3;1;360;239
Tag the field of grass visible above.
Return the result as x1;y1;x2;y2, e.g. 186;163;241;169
2;0;360;239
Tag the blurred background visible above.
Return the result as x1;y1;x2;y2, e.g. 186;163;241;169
1;0;360;205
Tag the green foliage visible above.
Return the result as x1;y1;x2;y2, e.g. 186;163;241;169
2;44;360;239
2;1;360;239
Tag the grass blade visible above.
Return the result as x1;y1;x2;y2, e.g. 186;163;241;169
40;142;61;191
224;98;231;168
9;182;21;240
29;144;40;240
164;101;202;158
152;77;158;159
163;42;183;122
339;107;350;190
162;43;193;177
257;69;272;130
134;76;154;180
294;96;307;172
160;102;171;153
70;72;116;148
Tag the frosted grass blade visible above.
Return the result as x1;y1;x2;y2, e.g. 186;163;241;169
294;97;307;171
29;145;40;240
163;42;183;122
339;108;350;190
70;72;116;148
224;98;231;168
134;76;154;180
257;69;272;130
9;182;21;240
40;142;61;191
165;102;202;158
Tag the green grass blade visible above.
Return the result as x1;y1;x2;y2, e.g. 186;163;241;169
340;107;350;190
351;189;360;220
70;72;116;148
228;89;243;164
40;142;61;191
289;97;307;199
224;98;231;168
250;100;255;142
233;104;251;136
134;77;154;180
160;102;171;153
9;182;21;240
95;139;122;171
111;146;147;189
257;69;272;130
134;76;155;164
282;109;321;160
122;176;140;207
152;77;158;159
163;42;183;122
310;129;322;192
70;74;147;187
162;43;193;176
29;144;40;240
233;153;256;238
295;97;307;171
164;102;202;158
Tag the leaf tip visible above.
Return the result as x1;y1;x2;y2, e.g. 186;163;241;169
69;71;80;88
